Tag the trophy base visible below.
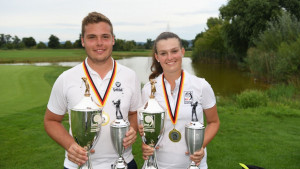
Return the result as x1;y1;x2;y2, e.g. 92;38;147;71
143;166;157;169
187;161;199;169
142;159;158;169
112;157;127;169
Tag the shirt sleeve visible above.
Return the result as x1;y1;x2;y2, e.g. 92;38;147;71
47;72;68;115
141;82;151;105
200;79;216;110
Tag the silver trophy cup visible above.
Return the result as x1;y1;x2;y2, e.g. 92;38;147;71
185;102;205;169
111;100;130;169
70;78;103;169
140;79;165;169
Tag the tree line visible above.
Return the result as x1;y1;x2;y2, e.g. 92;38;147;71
192;0;300;84
0;33;191;51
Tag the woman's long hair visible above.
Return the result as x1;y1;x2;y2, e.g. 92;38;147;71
149;32;183;80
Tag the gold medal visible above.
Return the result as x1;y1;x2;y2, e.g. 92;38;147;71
101;111;110;126
169;128;181;142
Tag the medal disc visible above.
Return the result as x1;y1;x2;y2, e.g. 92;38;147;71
169;128;181;142
101;111;110;126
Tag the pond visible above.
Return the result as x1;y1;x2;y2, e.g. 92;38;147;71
5;56;268;96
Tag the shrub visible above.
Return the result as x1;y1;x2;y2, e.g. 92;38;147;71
247;11;300;83
236;90;268;108
266;84;296;101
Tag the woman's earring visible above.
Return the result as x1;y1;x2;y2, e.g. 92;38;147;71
157;60;160;63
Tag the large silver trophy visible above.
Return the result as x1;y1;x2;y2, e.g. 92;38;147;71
185;102;205;169
110;99;130;169
139;79;165;169
70;77;103;169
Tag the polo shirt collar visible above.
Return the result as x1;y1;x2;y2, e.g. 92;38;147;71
84;57;117;80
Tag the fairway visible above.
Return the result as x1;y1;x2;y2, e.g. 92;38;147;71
0;65;299;169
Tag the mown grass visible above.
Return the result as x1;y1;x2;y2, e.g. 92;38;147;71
0;64;299;169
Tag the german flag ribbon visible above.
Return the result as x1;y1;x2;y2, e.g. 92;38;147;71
82;60;117;107
162;71;185;125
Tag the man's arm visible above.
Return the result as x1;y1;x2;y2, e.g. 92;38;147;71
44;108;88;166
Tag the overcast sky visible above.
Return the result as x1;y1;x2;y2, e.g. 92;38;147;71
0;0;228;43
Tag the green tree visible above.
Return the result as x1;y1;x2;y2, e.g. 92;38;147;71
144;39;153;49
37;42;47;49
192;17;228;62
192;32;204;48
114;39;126;51
63;40;73;49
48;35;60;48
5;34;12;44
220;0;281;60
0;34;5;47
22;37;36;48
12;36;24;49
124;40;136;51
279;0;300;19
181;39;189;50
73;34;83;48
207;17;224;29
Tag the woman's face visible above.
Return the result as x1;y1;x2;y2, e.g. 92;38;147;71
155;38;185;75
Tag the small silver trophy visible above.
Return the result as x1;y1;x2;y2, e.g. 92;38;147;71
185;102;205;169
139;79;165;169
110;99;130;169
70;77;103;169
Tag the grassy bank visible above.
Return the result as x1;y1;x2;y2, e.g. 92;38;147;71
0;49;152;63
0;65;299;169
0;49;192;63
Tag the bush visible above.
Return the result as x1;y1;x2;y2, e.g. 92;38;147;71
236;90;268;108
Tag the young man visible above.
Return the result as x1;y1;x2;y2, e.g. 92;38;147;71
44;12;141;169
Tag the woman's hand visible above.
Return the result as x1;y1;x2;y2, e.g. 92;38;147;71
186;147;205;166
142;143;155;160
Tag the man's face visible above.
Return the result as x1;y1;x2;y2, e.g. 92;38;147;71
81;22;115;64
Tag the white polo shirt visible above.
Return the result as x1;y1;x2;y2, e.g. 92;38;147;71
141;70;216;169
47;58;142;169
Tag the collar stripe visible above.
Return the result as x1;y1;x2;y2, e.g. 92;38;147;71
162;71;185;125
82;61;117;106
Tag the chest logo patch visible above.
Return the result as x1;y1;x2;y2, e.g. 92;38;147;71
113;81;123;92
184;91;193;104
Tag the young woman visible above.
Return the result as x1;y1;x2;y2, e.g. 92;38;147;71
141;32;220;169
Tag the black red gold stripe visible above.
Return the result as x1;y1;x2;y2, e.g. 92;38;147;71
82;60;117;106
162;71;185;125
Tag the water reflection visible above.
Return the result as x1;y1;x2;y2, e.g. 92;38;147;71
3;56;268;96
191;62;268;96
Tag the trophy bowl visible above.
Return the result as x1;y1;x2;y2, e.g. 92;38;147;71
185;121;205;169
140;98;165;169
71;96;102;169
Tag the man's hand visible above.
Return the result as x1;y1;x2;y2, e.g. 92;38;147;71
123;126;137;149
67;143;88;166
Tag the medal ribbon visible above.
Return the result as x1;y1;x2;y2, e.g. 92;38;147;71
82;60;117;106
162;71;185;125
